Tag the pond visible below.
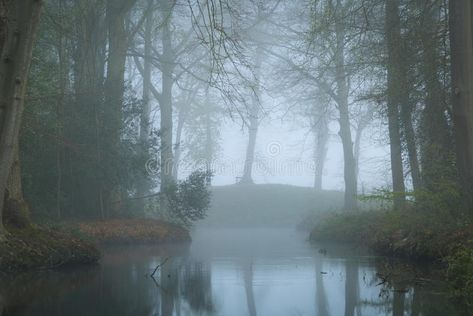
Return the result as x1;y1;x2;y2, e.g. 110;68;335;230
0;227;464;315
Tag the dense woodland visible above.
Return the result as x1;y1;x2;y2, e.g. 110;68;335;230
2;0;473;294
3;0;473;313
0;0;469;219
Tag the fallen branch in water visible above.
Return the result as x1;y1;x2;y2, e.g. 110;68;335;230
150;257;170;278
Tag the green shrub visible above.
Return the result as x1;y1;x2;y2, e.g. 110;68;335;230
447;248;473;305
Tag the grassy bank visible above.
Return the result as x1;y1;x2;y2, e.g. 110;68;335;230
0;218;190;271
309;209;473;259
0;227;100;272
309;209;473;304
73;219;191;244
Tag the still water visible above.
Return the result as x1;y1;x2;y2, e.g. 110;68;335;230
0;227;463;315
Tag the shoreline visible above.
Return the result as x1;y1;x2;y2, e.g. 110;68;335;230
0;218;190;272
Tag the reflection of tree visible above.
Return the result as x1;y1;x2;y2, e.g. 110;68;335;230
411;287;422;316
0;266;99;315
160;257;178;316
344;259;359;316
392;281;406;316
315;258;328;316
243;260;257;316
181;261;214;313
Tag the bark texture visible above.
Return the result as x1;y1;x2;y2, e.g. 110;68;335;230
449;0;473;209
0;0;43;237
385;0;406;209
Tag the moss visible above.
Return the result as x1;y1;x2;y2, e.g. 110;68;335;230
0;226;100;272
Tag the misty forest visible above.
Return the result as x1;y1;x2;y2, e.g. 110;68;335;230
2;0;473;315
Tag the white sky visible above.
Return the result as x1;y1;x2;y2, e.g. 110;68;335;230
200;117;392;191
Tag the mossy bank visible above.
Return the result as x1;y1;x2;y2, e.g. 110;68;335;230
0;227;99;272
309;209;473;305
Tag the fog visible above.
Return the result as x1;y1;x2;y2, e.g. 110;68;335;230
202;118;391;190
1;0;473;315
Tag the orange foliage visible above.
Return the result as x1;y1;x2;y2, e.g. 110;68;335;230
77;219;190;244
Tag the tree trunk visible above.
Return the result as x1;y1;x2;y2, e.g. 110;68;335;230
241;44;263;185
136;1;153;212
103;0;137;215
400;101;422;191
159;0;175;213
204;91;213;175
354;108;373;180
4;143;31;229
70;0;106;218
0;0;43;238
398;2;421;192
55;0;68;219
173;104;187;181
313;115;329;191
449;0;473;209
172;86;196;181
385;0;406;209
241;107;258;185
334;3;357;211
419;1;452;192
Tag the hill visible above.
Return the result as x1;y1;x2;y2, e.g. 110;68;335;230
197;184;344;227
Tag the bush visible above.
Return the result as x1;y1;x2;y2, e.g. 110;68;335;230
163;170;212;226
448;248;473;305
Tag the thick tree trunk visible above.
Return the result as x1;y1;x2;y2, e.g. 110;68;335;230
70;0;106;218
334;5;357;211
0;0;43;238
419;1;452;192
103;0;137;215
55;0;68;219
385;0;406;209
4;143;31;229
449;0;473;209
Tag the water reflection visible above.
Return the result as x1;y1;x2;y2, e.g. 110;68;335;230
242;259;257;316
0;228;467;315
314;258;328;316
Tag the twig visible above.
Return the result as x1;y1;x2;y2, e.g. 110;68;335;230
150;257;170;278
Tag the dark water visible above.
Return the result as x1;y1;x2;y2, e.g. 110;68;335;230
0;227;464;315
